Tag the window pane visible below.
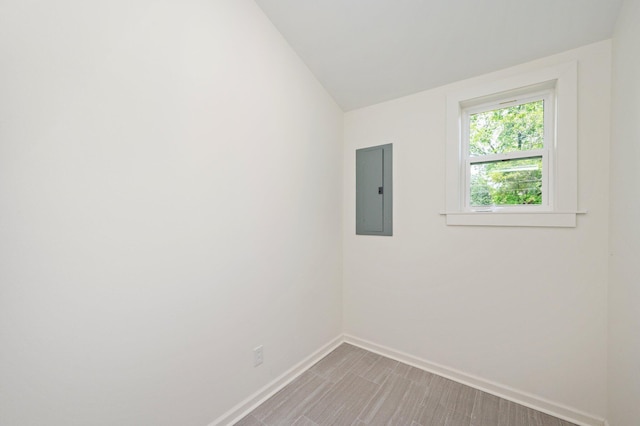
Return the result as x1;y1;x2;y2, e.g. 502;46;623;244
470;157;542;206
469;100;544;157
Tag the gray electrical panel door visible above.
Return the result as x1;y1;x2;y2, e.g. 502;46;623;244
356;144;392;236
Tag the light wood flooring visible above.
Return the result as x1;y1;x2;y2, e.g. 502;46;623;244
235;343;577;426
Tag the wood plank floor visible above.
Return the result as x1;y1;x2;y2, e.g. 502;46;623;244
235;343;577;426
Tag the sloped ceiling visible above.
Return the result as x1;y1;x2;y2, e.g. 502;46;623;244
255;0;623;111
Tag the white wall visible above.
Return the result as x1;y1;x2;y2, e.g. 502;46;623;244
0;1;343;424
608;0;640;424
343;41;611;420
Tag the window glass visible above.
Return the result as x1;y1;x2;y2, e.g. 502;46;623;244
470;157;543;206
469;100;544;156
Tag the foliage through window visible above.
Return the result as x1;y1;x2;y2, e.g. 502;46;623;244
463;92;553;210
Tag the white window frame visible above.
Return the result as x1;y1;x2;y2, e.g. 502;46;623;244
444;62;578;227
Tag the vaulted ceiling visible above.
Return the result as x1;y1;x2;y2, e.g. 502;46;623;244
255;0;623;111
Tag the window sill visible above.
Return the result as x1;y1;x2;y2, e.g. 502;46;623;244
440;211;586;227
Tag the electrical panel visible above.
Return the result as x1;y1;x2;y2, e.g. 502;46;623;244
356;144;392;236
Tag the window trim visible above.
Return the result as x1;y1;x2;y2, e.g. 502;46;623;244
444;62;578;227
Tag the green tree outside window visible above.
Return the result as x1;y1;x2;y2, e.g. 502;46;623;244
469;101;544;206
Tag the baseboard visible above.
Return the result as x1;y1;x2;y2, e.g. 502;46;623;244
344;334;606;426
208;335;344;426
209;334;608;426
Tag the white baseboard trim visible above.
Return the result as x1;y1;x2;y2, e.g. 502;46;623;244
208;335;344;426
344;334;606;426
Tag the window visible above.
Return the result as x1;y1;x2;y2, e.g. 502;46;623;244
463;86;553;211
444;62;578;227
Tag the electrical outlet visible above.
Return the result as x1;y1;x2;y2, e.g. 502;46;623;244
253;345;263;367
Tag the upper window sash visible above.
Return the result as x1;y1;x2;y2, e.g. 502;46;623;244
461;90;554;160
